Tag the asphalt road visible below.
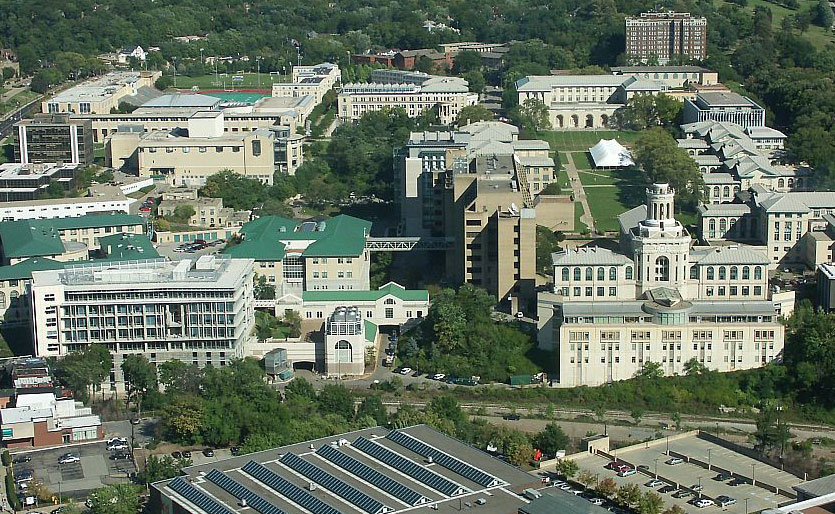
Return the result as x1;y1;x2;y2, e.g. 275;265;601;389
0;100;38;139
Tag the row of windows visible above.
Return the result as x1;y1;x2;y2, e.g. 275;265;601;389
696;265;763;281
570;355;771;365
560;266;633;282
570;341;775;352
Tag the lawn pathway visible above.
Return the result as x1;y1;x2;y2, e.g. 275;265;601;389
564;152;595;232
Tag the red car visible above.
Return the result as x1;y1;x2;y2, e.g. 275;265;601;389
139;206;151;212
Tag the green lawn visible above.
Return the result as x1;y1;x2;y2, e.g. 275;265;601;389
570;151;596;170
0;89;40;115
167;72;285;90
577;170;619;186
577;166;646;187
586;185;645;233
574;201;588;234
740;0;834;49
557;167;571;190
532;130;642;152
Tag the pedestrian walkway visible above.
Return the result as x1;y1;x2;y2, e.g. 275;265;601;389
563;152;595;232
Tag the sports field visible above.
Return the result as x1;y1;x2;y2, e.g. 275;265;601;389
167;72;285;90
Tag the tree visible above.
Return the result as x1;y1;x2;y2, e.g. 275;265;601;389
355;395;387;425
815;0;834;28
138;455;190;484
663;506;686;514
596;477;617;497
284;377;317;401
615;94;682;130
577;469;598;488
283;310;302;338
633;128;704;210
254;275;277;300
639;491;665;514
162;395;204;444
456;105;494;126
415;55;436;74
171;204;196;224
58;344;113;402
753;404;791;454
635;361;663;380
464;70;486;94
158;360;202;395
533;422;569;457
508;441;534;466
318;384;355;420
452;51;482;74
121;355;157;414
428;395;466;426
616;483;642;508
683;358;708;375
630;407;644;425
87;484;142;514
513;98;551;133
556;458;579;478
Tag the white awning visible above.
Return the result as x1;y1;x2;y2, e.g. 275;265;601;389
589;139;635;168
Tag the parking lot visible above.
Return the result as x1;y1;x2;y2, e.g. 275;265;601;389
9;441;136;501
155;239;225;261
570;435;800;514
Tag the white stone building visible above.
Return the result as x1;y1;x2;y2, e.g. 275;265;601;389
538;184;784;387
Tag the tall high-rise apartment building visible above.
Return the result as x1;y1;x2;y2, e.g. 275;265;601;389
625;12;707;64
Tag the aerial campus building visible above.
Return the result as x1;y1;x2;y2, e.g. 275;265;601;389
151;425;541;514
625;12;707;64
538;184;785;387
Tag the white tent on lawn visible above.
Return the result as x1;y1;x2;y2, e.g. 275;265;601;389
589;139;635;168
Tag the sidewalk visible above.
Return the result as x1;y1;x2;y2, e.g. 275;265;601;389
563;152;595;231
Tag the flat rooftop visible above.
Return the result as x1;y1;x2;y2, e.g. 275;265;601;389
0;163;78;180
153;425;539;514
696;92;759;108
47;71;145;104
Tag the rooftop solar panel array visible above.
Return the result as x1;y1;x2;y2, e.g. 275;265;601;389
242;460;342;514
352;437;466;497
316;445;428;506
205;469;286;514
386;430;501;487
168;476;237;514
280;453;390;514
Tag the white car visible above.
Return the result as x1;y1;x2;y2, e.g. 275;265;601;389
399;367;412;375
559;484;572;491
432;373;446;381
617;468;636;477
694;499;714;508
106;437;128;446
645;480;664;487
666;457;683;465
107;442;130;451
589;498;605;506
552;481;566;488
58;453;80;464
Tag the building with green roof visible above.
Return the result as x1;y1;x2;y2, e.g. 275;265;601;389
223;214;372;296
0;213;145;265
97;233;159;261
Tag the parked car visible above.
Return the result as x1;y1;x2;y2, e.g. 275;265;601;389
589;498;605;506
617;468;636;477
665;457;683;465
230;446;241;456
107;437;128;446
716;496;737;507
130;417;141;425
12;455;31;464
139;206;151;212
645;480;664;488
673;490;691;499
694;499;714;508
182;450;192;459
398;367;412;375
14;470;33;483
605;461;622;470
432;373;446;381
107;440;130;451
203;448;215;457
171;451;182;459
637;464;649;472
728;478;745;487
659;485;677;494
714;472;732;481
503;413;520;421
111;451;132;461
58;453;80;464
691;484;704;492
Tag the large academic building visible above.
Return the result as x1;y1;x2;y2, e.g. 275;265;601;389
538;184;785;387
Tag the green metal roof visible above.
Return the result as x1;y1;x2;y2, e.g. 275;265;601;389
0;222;65;259
97;233;159;261
302;282;429;303
364;320;378;343
0;257;66;281
222;214;371;261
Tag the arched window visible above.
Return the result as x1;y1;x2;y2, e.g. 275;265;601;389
9;291;18;300
713;186;720;198
754;266;762;280
788;178;795;188
574;267;581;281
733;185;740;194
742;266;750;280
562;267;569;281
730;266;738;280
690;266;698;279
597;267;605;281
708;219;716;237
335;340;353;363
609;267;617;280
719;266;726;280
719;219;726;233
655;256;670;281
707;267;715;280
384;298;396;305
778;178;785;188
626;266;633;280
723;186;730;198
585;267;593;281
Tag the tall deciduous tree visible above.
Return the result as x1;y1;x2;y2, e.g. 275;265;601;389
532;422;569;456
121;355;157;413
633;128;703;210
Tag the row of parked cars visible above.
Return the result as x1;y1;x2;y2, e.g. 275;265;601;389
173;238;225;253
605;459;739;509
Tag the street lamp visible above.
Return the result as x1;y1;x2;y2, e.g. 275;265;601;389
751;464;756;486
257;56;262;88
654;458;659;479
745;498;749;514
707;449;711;470
697;476;702;498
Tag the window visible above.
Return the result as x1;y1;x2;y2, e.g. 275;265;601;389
573;287;581;296
707;267;714;280
709;219;716;238
742;286;749;296
585;287;592;297
609;267;616;280
574;267;581;281
655;256;669;281
597;267;605;280
754;286;762;296
585;267;593;280
754;266;762;280
385;308;393;319
742;266;750;280
252;139;261;156
562;267;569;281
719;266;726;280
597;287;604;296
609;287;616;296
690;266;698;279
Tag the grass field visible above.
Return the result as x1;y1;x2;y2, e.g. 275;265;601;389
0;89;40;115
168;72;284;90
586;185;645;233
534;130;642;152
574;201;588;233
570;151;596;170
577;166;646;187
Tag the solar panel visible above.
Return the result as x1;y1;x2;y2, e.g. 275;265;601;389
168;476;237;514
386;430;501;487
242;460;342;514
280;453;390;514
316;445;428;506
352;437;466;497
205;469;286;514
